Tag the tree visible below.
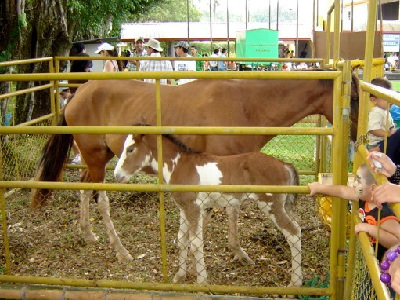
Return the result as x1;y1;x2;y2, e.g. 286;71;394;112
132;0;202;22
0;0;163;123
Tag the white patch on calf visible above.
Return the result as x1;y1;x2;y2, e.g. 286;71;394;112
163;154;181;184
196;162;222;185
114;135;136;180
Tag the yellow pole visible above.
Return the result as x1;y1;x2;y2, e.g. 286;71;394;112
325;13;331;65
48;59;57;126
155;79;168;282
332;0;341;61
0;132;10;274
341;61;354;300
330;73;347;300
54;59;61;123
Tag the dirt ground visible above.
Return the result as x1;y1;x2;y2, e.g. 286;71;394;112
1;168;331;290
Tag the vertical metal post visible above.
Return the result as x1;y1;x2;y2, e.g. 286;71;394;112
245;0;248;29
49;59;57;126
351;0;354;32
325;11;331;65
296;0;299;57
312;0;316;58
332;0;341;61
210;0;213;52
330;72;347;300
268;0;271;29
155;79;168;282
276;0;279;31
227;0;230;55
187;0;190;41
54;58;61;123
0;137;10;275
354;0;378;170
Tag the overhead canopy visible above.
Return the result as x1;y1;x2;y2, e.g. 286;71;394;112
121;22;313;42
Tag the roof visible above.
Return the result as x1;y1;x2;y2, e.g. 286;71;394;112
121;22;313;42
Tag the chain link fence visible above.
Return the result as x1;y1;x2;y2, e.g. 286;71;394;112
0;119;334;293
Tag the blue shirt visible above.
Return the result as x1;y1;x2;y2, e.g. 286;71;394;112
390;104;400;121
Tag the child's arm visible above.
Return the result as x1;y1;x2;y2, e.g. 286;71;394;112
355;220;400;249
308;182;358;201
369;128;394;138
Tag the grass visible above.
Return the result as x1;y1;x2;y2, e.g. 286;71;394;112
391;80;400;92
261;122;324;185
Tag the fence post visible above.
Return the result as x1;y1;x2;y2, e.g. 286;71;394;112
49;58;57;126
0;136;11;274
330;72;348;300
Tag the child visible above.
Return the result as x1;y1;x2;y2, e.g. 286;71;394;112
367;78;396;152
58;86;81;165
309;164;400;299
59;87;70;109
308;164;400;258
367;78;400;165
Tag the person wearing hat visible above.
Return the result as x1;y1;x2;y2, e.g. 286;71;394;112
58;82;70;109
127;37;148;71
139;38;173;85
58;83;81;164
95;42;121;72
174;41;196;85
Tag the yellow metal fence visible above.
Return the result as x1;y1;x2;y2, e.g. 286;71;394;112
0;61;350;299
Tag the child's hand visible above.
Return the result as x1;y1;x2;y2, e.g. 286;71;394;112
308;182;321;196
355;223;369;235
367;151;396;177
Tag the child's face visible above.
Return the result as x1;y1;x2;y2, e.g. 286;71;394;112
60;90;70;100
370;96;390;110
352;168;374;202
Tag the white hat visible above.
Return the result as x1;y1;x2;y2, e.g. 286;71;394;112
58;80;69;93
95;42;114;54
143;38;163;52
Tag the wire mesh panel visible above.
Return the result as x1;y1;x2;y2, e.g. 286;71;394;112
0;132;332;293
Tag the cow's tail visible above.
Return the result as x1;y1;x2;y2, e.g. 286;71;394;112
30;114;73;209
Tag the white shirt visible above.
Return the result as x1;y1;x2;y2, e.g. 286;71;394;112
174;55;196;85
139;53;173;85
368;106;395;146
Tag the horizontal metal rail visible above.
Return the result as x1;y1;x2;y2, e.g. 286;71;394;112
0;57;53;67
16;113;54;126
0;181;309;194
0;70;341;81
359;80;400;106
0;83;52;100
56;55;324;63
0;275;330;296
0;125;334;135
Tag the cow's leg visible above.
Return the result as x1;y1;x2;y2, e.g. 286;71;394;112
80;189;98;243
173;209;190;283
97;190;133;262
188;204;207;284
226;206;254;264
258;194;302;287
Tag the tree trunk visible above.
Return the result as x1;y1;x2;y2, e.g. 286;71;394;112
2;0;70;123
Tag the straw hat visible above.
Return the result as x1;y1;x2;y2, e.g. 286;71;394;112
143;38;163;52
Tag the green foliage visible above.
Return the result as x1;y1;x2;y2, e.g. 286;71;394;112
132;0;202;22
68;0;165;40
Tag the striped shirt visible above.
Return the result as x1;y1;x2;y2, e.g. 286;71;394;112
139;53;173;85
